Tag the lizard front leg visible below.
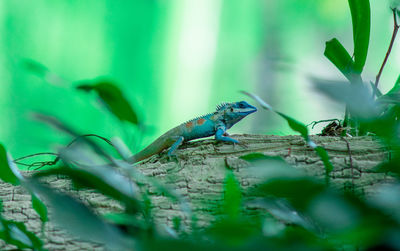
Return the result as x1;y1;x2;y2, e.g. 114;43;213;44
215;126;239;144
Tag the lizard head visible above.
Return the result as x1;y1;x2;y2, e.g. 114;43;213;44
216;101;257;128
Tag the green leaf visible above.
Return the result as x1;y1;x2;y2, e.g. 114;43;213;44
252;199;317;232
386;74;400;95
207;218;261;246
239;152;271;161
276;112;309;142
0;143;20;186
324;38;354;80
25;178;132;250
370;81;383;98
222;171;241;219
348;0;371;73
242;92;334;184
254;177;326;211
23;59;66;86
308;193;361;233
315;146;334;183
23;59;48;78
312;79;377;119
31;194;48;223
103;212;147;230
0;219;44;250
77;80;139;125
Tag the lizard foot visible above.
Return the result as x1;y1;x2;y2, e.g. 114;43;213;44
167;154;179;163
234;140;248;149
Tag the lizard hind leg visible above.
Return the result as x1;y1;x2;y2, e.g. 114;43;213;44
167;136;185;158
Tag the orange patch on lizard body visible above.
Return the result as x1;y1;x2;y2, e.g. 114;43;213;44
185;121;194;128
197;118;206;125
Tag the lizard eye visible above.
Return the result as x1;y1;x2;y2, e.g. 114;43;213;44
230;108;234;112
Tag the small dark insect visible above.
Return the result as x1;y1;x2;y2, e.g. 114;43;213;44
319;121;344;136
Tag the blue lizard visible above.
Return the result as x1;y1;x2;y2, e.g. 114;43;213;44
128;101;257;163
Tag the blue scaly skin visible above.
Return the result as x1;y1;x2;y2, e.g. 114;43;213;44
128;101;257;163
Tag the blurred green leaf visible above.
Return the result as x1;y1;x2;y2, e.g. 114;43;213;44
369;184;400;223
25;178;132;250
23;59;67;86
0;143;20;186
239;152;271;161
348;0;371;73
385;74;400;96
324;38;354;80
308;193;360;233
23;59;48;78
103;212;147;233
375;158;400;176
370;81;383;97
253;177;326;211
208;218;261;246
377;93;400;105
34;166;141;213
222;171;241;219
269;113;334;183
242;92;334;183
315;146;334;182
244;157;301;180
251;199;317;233
240;91;273;111
143;239;225;251
31;194;48;223
0;219;44;250
77;80;139;125
276;112;310;143
312;79;378;119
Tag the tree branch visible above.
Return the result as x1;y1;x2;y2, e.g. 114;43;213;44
373;8;399;98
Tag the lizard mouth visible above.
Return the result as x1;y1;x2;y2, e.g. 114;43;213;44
244;105;257;114
241;105;257;115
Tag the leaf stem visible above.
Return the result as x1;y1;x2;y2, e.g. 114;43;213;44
373;8;399;98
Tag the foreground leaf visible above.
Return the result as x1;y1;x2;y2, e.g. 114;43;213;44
0;219;44;250
0;143;20;185
348;0;371;73
23;59;67;86
77;80;138;125
383;74;400;96
242;92;334;183
276;112;310;143
253;177;326;211
312;79;377;119
250;199;317;233
25;178;133;250
34;166;141;213
31;194;48;223
222;171;241;219
239;153;273;161
23;59;48;78
324;38;354;80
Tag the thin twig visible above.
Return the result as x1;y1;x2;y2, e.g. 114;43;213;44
13;134;115;170
14;152;58;162
65;134;114;148
373;8;399;98
307;119;341;129
340;136;354;194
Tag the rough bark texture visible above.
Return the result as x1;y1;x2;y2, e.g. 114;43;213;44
0;135;394;250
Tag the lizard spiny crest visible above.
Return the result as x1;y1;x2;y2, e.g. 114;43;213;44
216;102;230;111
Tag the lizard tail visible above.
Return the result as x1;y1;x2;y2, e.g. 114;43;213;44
128;135;173;164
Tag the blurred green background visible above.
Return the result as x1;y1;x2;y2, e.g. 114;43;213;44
0;0;398;160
